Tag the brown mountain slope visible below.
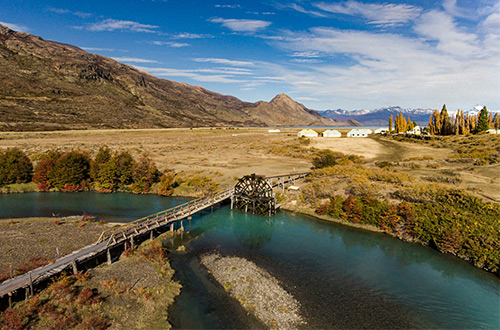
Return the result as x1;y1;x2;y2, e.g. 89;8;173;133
0;24;357;131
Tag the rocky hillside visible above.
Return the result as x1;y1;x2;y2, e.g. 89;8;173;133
0;24;353;131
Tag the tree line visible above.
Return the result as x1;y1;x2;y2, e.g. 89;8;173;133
0;146;175;195
389;105;499;135
428;105;499;135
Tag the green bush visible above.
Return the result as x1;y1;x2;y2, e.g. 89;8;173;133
0;148;33;185
49;151;91;190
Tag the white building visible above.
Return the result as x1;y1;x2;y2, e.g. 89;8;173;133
347;129;372;137
486;129;499;134
297;129;319;137
406;126;421;135
268;129;280;133
322;129;342;137
374;128;388;134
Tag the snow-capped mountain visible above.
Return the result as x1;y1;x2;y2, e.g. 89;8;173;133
318;106;434;126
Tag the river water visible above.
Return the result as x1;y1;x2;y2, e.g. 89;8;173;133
1;193;498;328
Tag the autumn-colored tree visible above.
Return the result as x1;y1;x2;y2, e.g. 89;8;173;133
341;194;363;223
33;158;54;191
157;172;176;196
0;148;33;185
389;114;393;132
130;153;161;193
494;113;500;130
49;151;91;191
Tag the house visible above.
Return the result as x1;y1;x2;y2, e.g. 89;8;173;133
268;129;280;133
347;129;372;137
322;129;342;137
406;126;421;135
374;128;388;134
486;129;499;134
297;129;318;137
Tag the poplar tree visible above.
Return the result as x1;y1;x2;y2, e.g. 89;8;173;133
389;114;393;132
494;113;500;130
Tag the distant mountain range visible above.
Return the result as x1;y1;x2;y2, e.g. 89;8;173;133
319;105;496;127
318;106;433;127
0;24;358;131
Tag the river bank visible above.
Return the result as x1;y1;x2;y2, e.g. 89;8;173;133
0;218;181;329
281;196;500;277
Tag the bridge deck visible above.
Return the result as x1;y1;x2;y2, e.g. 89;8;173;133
0;172;309;298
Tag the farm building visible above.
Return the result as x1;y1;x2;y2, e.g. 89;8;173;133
347;129;372;137
486;129;499;134
268;129;280;133
374;128;388;134
323;129;342;137
297;129;319;137
406;126;421;135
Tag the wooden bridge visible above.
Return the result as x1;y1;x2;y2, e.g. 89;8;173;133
0;172;309;301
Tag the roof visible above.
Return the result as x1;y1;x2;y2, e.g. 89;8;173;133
323;129;341;134
348;129;372;133
298;129;318;134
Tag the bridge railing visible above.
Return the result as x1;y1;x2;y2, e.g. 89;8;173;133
97;187;234;243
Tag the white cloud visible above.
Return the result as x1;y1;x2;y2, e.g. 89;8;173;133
0;21;29;32
262;24;499;110
134;66;247;83
193;58;255;66
291;58;322;63
291;51;321;58
215;4;240;9
314;0;422;26
82;47;117;52
46;7;92;18
414;10;480;56
172;32;212;39
280;3;328;17
442;0;469;18
152;41;190;47
87;19;159;33
296;97;321;102
209;18;271;32
112;57;159;63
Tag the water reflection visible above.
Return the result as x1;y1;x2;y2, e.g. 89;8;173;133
230;212;275;250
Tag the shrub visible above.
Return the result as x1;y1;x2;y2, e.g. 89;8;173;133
312;150;364;169
49;151;91;190
157;172;176;196
0;148;33;185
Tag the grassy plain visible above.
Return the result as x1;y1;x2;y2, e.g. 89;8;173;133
0;128;497;201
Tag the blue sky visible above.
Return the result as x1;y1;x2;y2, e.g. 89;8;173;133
1;0;499;111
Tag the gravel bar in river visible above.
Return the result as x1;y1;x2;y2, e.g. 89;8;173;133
200;252;305;329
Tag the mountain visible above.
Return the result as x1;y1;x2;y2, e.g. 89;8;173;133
248;93;361;127
319;106;434;126
0;24;350;131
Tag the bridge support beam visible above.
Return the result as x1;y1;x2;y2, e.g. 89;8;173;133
130;236;134;251
72;260;78;275
107;248;112;265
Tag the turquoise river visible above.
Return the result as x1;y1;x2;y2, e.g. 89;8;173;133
0;192;498;328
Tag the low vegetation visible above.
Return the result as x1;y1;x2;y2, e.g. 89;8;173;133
0;237;181;330
296;140;500;274
390;133;500;165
